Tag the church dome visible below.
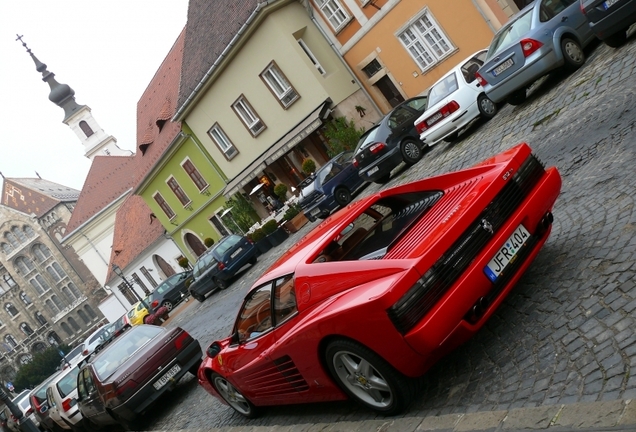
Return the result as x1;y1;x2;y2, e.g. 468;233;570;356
48;80;75;105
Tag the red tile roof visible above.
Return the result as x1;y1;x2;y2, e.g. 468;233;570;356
2;178;80;218
65;155;137;234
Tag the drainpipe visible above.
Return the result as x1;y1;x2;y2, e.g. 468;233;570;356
305;1;383;118
471;0;497;33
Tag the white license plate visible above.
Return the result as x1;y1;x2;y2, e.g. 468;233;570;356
426;112;443;126
492;58;514;77
153;364;181;390
367;166;379;176
230;248;242;258
484;224;530;282
310;207;321;216
604;0;620;9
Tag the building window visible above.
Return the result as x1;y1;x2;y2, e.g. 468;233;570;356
78;310;89;324
167;177;191;206
3;274;16;287
62;286;76;303
118;282;138;305
47;263;67;282
181;159;208;192
5;303;19;317
1;243;13;254
398;9;453;71
4;232;19;248
232;96;266;137
362;59;383;78
131;273;150;295
15;257;35;275
153;192;176;220
298;38;325;75
140;267;157;288
316;0;350;31
12;227;27;243
68;283;82;299
35;311;47;326
20;323;34;336
30;275;50;295
60;322;72;336
68;317;80;331
32;244;51;262
45;299;59;315
51;294;65;311
79;120;94;138
208;124;239;161
260;62;299;109
84;305;97;318
19;292;32;306
4;335;17;349
24;226;35;238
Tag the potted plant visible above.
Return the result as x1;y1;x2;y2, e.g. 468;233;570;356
204;237;215;248
302;158;316;175
262;219;288;246
282;204;309;233
251;228;272;254
274;183;288;202
178;257;190;270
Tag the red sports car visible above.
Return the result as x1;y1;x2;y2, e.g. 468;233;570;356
198;143;561;417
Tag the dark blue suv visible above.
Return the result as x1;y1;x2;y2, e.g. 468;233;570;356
188;235;257;302
298;150;367;222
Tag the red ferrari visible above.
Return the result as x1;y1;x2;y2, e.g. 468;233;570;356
198;143;561;417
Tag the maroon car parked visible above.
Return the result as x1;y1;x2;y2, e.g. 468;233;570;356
76;324;202;429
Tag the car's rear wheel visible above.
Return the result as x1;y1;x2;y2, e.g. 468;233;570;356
400;139;422;166
162;300;173;311
211;373;260;418
191;292;205;302
507;88;527;106
604;31;627;48
561;37;585;71
214;277;228;290
325;339;414;416
249;255;257;265
477;93;497;119
442;132;459;143
334;187;351;206
189;358;202;377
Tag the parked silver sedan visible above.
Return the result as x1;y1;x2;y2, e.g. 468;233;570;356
476;0;596;105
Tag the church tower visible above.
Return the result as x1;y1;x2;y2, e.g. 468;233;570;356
18;36;131;160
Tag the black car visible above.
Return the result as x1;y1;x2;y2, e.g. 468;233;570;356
352;96;428;184
189;235;258;302
298;150;367;221
580;0;636;47
147;271;192;311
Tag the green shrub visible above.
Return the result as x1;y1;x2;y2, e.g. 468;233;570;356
283;204;301;221
178;257;190;269
204;237;215;248
302;158;316;175
261;219;279;235
14;344;70;391
274;183;288;200
324;116;366;157
251;228;266;242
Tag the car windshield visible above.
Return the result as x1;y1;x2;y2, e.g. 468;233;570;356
88;328;108;345
64;344;85;359
488;9;533;57
57;367;80;398
354;125;383;154
427;73;459;107
18;396;30;411
92;325;162;380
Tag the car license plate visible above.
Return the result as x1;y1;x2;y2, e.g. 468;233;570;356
230;248;242;258
367;166;379;176
603;0;620;9
153;364;181;390
483;224;530;282
492;58;514;77
426;112;443;126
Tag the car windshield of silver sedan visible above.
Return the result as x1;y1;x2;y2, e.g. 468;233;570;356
314;191;443;262
488;9;533;56
427;73;459;107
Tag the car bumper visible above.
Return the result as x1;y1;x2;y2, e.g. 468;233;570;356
484;47;559;103
305;196;338;221
589;1;636;38
113;339;202;421
420;101;480;146
219;245;258;281
358;147;403;182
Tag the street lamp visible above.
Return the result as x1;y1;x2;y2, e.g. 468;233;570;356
0;386;40;432
111;264;151;313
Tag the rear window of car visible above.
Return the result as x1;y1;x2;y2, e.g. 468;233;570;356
18;396;31;411
427;73;459;107
92;325;163;380
488;9;533;56
88;328;108;345
214;235;241;256
354;125;382;154
57;367;80;398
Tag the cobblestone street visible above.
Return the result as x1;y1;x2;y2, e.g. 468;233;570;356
144;36;636;431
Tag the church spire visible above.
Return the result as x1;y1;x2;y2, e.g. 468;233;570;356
17;34;86;122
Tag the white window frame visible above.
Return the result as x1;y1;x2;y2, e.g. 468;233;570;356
208;123;239;160
397;8;454;72
298;38;326;75
232;96;266;137
316;0;350;32
260;62;299;109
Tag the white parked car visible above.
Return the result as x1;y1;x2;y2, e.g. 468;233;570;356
45;364;86;431
415;49;498;146
2;389;40;432
81;325;110;356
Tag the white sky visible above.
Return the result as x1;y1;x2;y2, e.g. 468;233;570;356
0;0;189;190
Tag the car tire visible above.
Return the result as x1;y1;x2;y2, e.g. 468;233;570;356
374;174;391;184
443;132;459;143
604;31;627;48
325;339;414;416
400;139;422;166
162;300;173;312
334;187;351;207
561;37;585;71
211;373;260;418
214;277;228;290
249;255;257;265
477;93;497;119
189;358;203;377
507;89;527;106
191;292;205;303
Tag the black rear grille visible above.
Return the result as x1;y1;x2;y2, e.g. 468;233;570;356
387;154;545;334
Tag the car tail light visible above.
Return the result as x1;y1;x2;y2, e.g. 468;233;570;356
151;300;159;308
82;348;88;356
415;120;428;134
475;71;488;86
217;262;225;271
520;38;542;57
174;331;191;350
30;395;41;412
114;380;139;398
369;142;386;154
580;3;586;15
352;158;359;168
61;398;76;412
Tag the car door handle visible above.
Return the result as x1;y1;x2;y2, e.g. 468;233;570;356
561;16;568;22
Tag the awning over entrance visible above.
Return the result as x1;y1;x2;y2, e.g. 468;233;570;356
223;101;330;197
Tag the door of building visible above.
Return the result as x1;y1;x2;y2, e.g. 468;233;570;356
375;75;405;108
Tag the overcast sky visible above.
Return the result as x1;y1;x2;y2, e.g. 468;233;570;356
0;0;188;190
